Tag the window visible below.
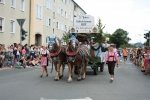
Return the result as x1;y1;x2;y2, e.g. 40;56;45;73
10;20;15;33
66;0;69;5
48;18;51;26
53;12;55;19
53;28;54;34
56;22;60;29
10;0;15;8
56;22;58;28
65;0;67;4
46;17;51;27
53;0;55;6
0;17;4;32
62;0;65;3
57;7;60;14
46;36;48;44
65;12;67;18
46;0;52;10
43;0;45;6
43;16;45;25
71;16;73;21
36;4;42;19
20;0;25;11
65;25;67;31
61;9;63;16
0;0;4;4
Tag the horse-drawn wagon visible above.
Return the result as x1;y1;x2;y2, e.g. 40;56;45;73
47;32;109;82
73;33;109;75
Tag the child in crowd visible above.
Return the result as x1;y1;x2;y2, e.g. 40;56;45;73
21;46;26;57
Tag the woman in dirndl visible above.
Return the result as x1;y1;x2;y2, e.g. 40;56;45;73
104;45;119;83
40;45;49;77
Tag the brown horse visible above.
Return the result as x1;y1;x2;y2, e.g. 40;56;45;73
66;34;89;82
48;36;66;81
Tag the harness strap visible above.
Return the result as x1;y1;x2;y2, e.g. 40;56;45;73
108;52;115;61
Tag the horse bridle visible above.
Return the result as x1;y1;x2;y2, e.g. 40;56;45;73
50;42;61;55
67;40;79;53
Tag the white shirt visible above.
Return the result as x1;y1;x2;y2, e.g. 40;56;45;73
83;44;90;50
17;51;20;55
40;48;43;53
40;49;49;54
102;43;110;48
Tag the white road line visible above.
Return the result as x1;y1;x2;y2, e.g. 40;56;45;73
40;97;92;100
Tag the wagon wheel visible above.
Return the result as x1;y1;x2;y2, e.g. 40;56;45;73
94;66;98;75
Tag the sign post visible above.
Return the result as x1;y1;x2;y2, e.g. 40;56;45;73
70;15;98;33
16;19;26;45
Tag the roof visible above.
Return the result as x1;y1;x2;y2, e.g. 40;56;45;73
72;0;87;14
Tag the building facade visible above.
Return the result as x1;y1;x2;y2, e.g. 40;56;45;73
30;0;86;46
0;0;30;46
0;0;86;46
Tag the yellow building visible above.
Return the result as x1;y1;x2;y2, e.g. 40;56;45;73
30;0;86;46
0;0;30;46
0;0;86;46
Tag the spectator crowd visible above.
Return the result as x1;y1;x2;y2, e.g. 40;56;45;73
0;43;46;69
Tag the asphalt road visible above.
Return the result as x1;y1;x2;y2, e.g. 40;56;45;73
0;57;150;100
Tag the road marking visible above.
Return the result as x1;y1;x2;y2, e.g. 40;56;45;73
40;97;92;100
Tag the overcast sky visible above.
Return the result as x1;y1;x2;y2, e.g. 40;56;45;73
74;0;150;43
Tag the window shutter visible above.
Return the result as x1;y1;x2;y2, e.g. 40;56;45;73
46;17;47;26
10;0;12;7
50;1;52;10
20;0;21;10
43;16;45;25
38;6;40;18
58;22;60;29
36;5;38;18
23;0;25;11
59;7;61;15
48;0;50;9
67;0;69;5
46;0;48;8
40;6;41;18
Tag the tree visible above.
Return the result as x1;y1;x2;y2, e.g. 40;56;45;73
111;28;131;48
62;31;69;45
93;18;105;44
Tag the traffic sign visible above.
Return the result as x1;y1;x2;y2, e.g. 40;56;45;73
16;19;26;26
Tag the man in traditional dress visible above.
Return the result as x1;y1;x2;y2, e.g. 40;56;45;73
101;38;110;63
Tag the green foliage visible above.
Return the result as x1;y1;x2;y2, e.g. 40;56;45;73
111;28;131;48
93;18;105;44
62;31;69;44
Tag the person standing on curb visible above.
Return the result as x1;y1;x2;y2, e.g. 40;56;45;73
104;45;119;83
